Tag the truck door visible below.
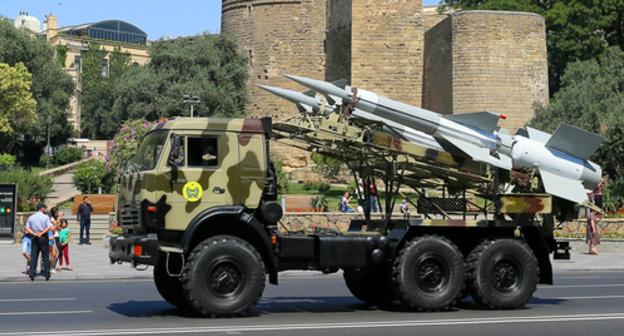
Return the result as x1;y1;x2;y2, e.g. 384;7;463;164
161;132;239;231
237;132;267;208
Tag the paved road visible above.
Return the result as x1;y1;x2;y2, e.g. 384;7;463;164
1;270;624;335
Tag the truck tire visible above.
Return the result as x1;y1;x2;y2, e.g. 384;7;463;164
343;265;396;306
181;235;266;317
466;239;538;309
392;235;465;311
154;253;189;309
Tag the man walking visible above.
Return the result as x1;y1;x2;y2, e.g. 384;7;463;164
77;196;94;244
25;203;53;281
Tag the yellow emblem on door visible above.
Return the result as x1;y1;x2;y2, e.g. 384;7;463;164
182;181;203;202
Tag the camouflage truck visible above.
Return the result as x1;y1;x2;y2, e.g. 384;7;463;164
110;116;570;317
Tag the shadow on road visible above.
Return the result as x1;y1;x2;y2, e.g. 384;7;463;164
107;295;567;318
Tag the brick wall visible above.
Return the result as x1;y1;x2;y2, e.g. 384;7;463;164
351;0;424;107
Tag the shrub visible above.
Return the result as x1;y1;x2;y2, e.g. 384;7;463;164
53;146;83;165
0;153;16;169
107;119;155;178
271;155;289;194
0;167;53;211
38;154;52;168
73;159;112;194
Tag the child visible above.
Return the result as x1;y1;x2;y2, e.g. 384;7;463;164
21;226;32;274
57;219;72;271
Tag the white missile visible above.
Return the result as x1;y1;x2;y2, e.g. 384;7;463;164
278;74;605;205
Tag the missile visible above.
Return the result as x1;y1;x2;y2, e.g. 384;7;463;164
257;85;324;113
258;84;444;151
285;74;512;170
278;74;605;205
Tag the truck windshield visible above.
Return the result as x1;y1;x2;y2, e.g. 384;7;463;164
135;130;168;171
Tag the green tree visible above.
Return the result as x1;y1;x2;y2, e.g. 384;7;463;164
73;159;111;194
530;47;624;207
311;153;344;180
112;34;248;123
440;0;624;93
0;19;74;158
81;44;133;139
0;62;37;135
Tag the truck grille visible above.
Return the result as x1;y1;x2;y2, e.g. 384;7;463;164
119;203;140;227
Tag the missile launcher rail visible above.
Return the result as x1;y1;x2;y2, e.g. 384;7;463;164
272;104;562;225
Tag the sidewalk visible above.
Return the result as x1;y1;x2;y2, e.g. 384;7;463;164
1;241;152;282
1;240;624;282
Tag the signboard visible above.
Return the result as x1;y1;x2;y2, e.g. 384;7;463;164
0;184;17;238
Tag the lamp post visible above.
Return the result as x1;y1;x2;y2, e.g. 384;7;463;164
183;95;200;117
46;115;52;169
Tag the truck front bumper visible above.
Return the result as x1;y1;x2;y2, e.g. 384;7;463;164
109;235;161;266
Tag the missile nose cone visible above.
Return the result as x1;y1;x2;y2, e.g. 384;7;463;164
257;84;321;111
284;74;350;99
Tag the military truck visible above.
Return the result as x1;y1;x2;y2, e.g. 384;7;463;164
110;116;571;317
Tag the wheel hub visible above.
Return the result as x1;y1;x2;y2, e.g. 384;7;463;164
493;259;520;292
208;261;244;297
415;254;448;293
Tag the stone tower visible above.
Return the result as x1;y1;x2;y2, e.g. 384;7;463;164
350;0;424;107
221;0;327;119
423;11;549;131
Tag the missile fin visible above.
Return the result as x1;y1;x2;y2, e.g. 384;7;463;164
545;123;603;160
539;169;588;204
525;127;552;144
444;111;500;133
438;135;512;169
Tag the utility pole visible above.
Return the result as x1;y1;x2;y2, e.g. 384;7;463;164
46;115;52;169
183;95;200;117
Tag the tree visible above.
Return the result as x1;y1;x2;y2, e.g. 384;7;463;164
112;34;248;124
0;62;37;135
0;19;74;162
531;47;624;208
80;44;133;139
439;0;624;93
106;119;155;178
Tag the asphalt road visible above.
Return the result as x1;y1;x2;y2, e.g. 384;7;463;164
1;270;624;336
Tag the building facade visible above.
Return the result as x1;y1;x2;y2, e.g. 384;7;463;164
221;1;549;134
15;13;150;132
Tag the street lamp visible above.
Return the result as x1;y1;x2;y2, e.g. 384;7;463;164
183;95;200;117
46;115;52;169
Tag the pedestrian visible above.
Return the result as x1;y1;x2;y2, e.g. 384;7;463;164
366;178;378;213
340;191;355;213
400;198;410;219
57;219;72;271
20;225;32;274
586;208;600;255
25;203;53;281
48;207;60;273
77;196;94;244
593;177;608;209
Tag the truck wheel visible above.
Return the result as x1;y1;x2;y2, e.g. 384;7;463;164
466;239;538;309
392;235;465;311
154;253;189;309
343;265;396;306
181;235;266;317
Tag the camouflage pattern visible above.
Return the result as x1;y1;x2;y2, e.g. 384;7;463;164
117;117;267;232
496;194;552;214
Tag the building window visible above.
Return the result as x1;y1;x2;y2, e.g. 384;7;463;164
187;137;219;167
248;49;253;65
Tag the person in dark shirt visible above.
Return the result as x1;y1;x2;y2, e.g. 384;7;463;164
77;196;94;245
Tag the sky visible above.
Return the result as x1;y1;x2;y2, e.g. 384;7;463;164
1;0;441;40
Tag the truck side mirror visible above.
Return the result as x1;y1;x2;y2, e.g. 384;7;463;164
167;134;182;167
